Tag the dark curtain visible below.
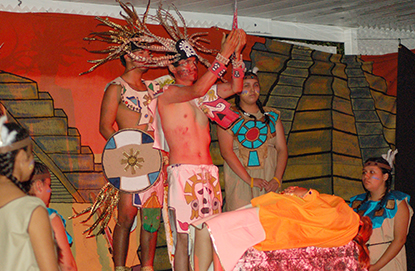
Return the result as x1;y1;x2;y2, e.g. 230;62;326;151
395;44;415;270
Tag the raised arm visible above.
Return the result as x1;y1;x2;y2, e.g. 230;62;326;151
266;119;288;192
217;125;268;189
160;29;244;105
99;84;121;140
369;200;410;271
217;29;247;99
51;215;78;271
29;206;59;271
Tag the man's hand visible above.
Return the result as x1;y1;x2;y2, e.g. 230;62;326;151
283;186;309;198
234;29;246;56
220;29;241;59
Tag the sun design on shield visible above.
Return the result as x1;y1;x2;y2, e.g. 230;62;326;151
121;148;144;174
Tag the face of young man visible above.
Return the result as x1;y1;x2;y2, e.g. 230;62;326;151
173;56;198;84
127;49;150;72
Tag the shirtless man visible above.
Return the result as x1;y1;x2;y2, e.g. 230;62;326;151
100;44;163;271
157;29;246;270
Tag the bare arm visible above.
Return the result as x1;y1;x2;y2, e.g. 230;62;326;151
29;206;59;271
217;126;267;189
266;119;288;192
369;200;410;271
51;215;78;271
99;83;121;140
160;29;242;105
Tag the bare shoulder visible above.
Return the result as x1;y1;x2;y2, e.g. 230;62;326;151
158;84;185;105
29;205;50;229
105;82;122;95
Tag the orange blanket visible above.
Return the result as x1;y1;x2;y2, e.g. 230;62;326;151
252;189;359;251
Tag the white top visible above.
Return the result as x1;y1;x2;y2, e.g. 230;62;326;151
0;196;46;271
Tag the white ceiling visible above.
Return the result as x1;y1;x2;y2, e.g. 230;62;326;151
55;0;415;31
2;0;415;54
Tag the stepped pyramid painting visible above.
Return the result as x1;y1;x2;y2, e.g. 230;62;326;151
0;71;105;203
0;38;396;270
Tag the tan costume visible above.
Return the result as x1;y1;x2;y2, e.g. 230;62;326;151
0;196;49;271
224;107;282;211
351;191;413;271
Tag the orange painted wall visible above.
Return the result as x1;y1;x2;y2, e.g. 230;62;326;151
0;11;264;157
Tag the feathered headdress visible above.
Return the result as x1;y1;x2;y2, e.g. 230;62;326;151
80;0;215;75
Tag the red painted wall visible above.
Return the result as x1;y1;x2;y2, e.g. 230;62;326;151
0;11;264;157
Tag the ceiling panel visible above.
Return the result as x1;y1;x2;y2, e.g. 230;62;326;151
53;0;415;31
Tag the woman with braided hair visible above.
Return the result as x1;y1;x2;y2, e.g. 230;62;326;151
217;68;288;211
0;117;59;271
350;154;413;271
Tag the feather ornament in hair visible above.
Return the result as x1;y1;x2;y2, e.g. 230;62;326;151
382;149;398;168
0;116;17;147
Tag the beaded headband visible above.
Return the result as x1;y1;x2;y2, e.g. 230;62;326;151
0;137;31;154
244;66;259;79
363;149;398;171
363;161;392;171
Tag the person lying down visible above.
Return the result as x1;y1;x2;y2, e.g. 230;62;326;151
191;186;372;271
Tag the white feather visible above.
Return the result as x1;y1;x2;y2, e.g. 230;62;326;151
381;149;398;168
0;116;17;147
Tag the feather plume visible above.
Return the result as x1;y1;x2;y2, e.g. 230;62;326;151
382;149;398;168
80;0;214;75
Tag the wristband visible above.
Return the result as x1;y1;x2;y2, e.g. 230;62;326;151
232;67;244;78
273;176;281;186
209;60;227;78
216;53;230;66
250;177;254;188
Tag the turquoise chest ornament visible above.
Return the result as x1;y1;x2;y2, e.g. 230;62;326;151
230;110;279;168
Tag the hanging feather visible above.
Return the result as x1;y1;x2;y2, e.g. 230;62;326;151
69;183;120;237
